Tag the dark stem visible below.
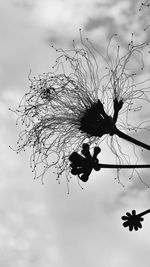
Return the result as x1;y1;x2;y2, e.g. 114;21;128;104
113;99;123;124
137;209;150;217
99;163;150;169
115;128;150;151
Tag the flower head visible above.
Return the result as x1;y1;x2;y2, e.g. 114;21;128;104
69;143;101;182
12;33;150;184
121;210;144;231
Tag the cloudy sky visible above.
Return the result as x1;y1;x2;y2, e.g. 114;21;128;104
1;0;150;266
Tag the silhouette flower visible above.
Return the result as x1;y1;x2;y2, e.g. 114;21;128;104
11;33;150;182
69;144;150;183
122;208;150;231
121;210;144;231
69;143;101;182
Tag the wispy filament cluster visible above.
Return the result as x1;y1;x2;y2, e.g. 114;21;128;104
11;32;150;186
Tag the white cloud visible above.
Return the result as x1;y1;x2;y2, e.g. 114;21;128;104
31;0;99;38
1;0;150;266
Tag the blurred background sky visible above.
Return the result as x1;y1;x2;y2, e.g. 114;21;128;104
1;0;150;266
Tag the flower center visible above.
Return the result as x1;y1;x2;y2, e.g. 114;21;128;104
79;100;116;137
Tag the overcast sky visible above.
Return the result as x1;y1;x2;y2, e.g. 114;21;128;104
1;0;150;266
